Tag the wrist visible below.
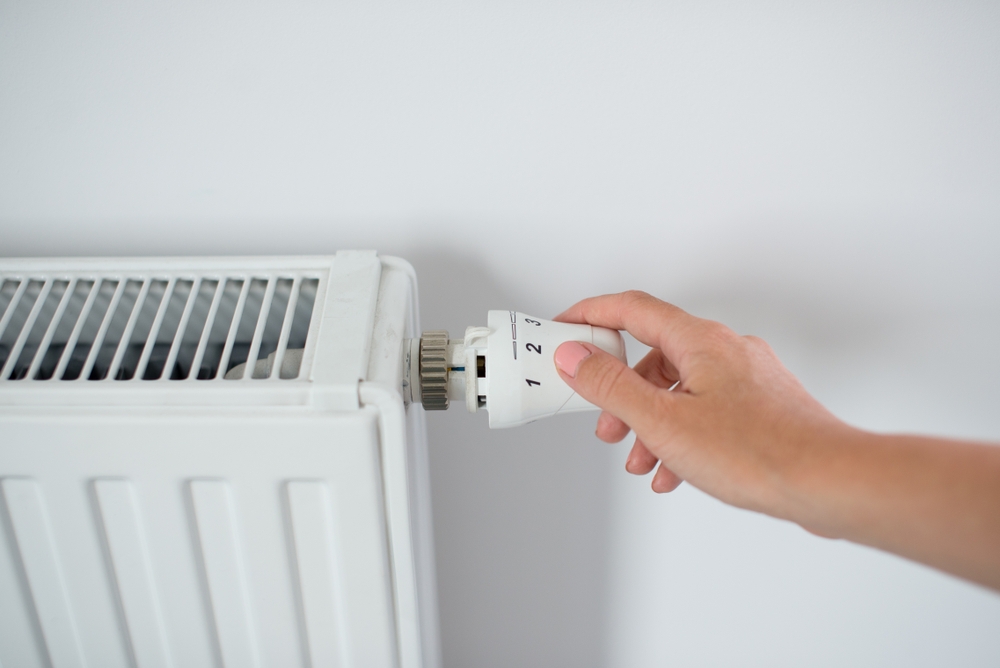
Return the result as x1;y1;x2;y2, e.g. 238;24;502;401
771;419;869;535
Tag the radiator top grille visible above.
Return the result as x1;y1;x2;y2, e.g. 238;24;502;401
0;270;320;383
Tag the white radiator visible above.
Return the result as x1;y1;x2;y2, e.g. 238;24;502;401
0;251;439;668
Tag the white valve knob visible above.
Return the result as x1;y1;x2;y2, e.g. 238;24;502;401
475;311;626;428
404;311;626;428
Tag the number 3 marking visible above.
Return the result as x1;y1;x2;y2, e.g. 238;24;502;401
525;319;541;326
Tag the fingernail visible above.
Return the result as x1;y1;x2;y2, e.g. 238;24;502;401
554;341;592;378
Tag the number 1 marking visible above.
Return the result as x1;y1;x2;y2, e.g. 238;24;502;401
526;379;541;387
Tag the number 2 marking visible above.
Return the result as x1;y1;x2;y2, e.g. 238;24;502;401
526;379;541;387
525;343;542;354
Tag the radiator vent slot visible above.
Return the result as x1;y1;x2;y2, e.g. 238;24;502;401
0;273;320;383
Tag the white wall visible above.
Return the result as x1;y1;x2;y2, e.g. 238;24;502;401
3;1;1000;666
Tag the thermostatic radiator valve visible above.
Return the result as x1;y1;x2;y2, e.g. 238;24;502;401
403;311;626;429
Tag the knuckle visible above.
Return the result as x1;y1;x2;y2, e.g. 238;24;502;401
701;320;734;341
741;334;771;351
680;321;740;373
620;290;657;316
740;334;777;364
589;359;630;401
689;321;737;356
621;289;652;302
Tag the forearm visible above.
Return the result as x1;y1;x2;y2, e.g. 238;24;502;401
781;427;1000;590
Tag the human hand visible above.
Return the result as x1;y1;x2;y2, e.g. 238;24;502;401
553;291;851;519
554;291;1000;588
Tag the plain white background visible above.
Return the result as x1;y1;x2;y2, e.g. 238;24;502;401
2;1;1000;666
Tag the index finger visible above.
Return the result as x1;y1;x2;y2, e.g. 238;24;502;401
554;291;704;368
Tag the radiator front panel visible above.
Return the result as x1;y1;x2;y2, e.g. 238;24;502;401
0;411;397;668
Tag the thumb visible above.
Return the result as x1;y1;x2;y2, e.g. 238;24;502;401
554;341;666;435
